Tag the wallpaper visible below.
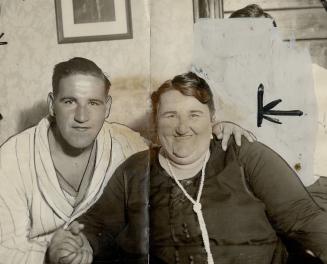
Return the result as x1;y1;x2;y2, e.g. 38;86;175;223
0;0;151;144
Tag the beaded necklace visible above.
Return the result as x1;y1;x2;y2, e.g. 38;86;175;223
166;150;214;264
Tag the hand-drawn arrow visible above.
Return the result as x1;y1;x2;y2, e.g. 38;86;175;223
257;83;303;127
0;33;8;45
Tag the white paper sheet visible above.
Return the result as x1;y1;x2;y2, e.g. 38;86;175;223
193;19;317;186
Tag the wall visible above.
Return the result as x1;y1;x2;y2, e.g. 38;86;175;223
0;0;151;144
150;0;194;89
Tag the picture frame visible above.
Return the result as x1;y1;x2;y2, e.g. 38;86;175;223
54;0;133;44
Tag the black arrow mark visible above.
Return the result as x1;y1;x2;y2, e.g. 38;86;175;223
257;83;303;127
0;33;8;45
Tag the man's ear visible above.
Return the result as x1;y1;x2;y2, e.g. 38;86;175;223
47;92;55;117
211;114;217;125
105;95;112;119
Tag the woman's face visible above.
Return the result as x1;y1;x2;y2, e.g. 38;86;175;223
157;90;213;165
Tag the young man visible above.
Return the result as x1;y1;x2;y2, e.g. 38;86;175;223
0;57;251;263
0;57;148;263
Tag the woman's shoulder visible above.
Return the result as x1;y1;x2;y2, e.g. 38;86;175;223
217;136;280;166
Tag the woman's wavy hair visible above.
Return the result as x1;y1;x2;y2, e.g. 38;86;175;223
151;72;215;123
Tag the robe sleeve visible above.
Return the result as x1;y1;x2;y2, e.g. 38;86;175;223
0;153;47;264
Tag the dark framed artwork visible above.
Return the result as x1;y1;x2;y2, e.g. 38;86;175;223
55;0;133;44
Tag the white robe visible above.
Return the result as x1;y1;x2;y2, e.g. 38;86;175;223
0;117;147;263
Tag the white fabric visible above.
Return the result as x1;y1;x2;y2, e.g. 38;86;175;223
0;117;147;264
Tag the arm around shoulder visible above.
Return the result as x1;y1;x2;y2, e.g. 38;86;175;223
107;122;149;157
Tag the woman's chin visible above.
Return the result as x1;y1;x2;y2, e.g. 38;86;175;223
170;152;195;164
172;150;191;159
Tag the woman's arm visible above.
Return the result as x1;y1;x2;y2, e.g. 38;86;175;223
53;151;150;263
239;141;327;262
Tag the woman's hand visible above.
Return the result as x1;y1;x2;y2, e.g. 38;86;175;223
47;222;93;264
212;121;256;151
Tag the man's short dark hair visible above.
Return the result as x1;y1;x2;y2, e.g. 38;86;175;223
151;72;215;122
230;4;277;27
52;57;111;96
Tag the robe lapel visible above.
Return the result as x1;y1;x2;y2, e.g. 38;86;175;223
70;122;112;222
34;118;74;221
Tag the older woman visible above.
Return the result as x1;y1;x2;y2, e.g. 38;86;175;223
51;72;327;264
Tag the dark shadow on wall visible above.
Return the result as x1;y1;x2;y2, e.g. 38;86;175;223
128;111;157;143
17;101;48;133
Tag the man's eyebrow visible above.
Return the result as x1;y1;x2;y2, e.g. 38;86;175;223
89;98;105;104
190;110;204;113
160;110;177;116
59;97;75;102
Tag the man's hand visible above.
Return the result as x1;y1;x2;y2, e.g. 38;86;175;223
213;121;256;151
47;222;93;264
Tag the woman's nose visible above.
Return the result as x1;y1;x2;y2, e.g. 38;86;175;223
176;118;189;135
74;105;89;123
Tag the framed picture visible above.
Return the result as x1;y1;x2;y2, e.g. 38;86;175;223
55;0;133;44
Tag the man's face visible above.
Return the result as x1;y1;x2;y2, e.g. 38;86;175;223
48;73;111;150
157;90;213;165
